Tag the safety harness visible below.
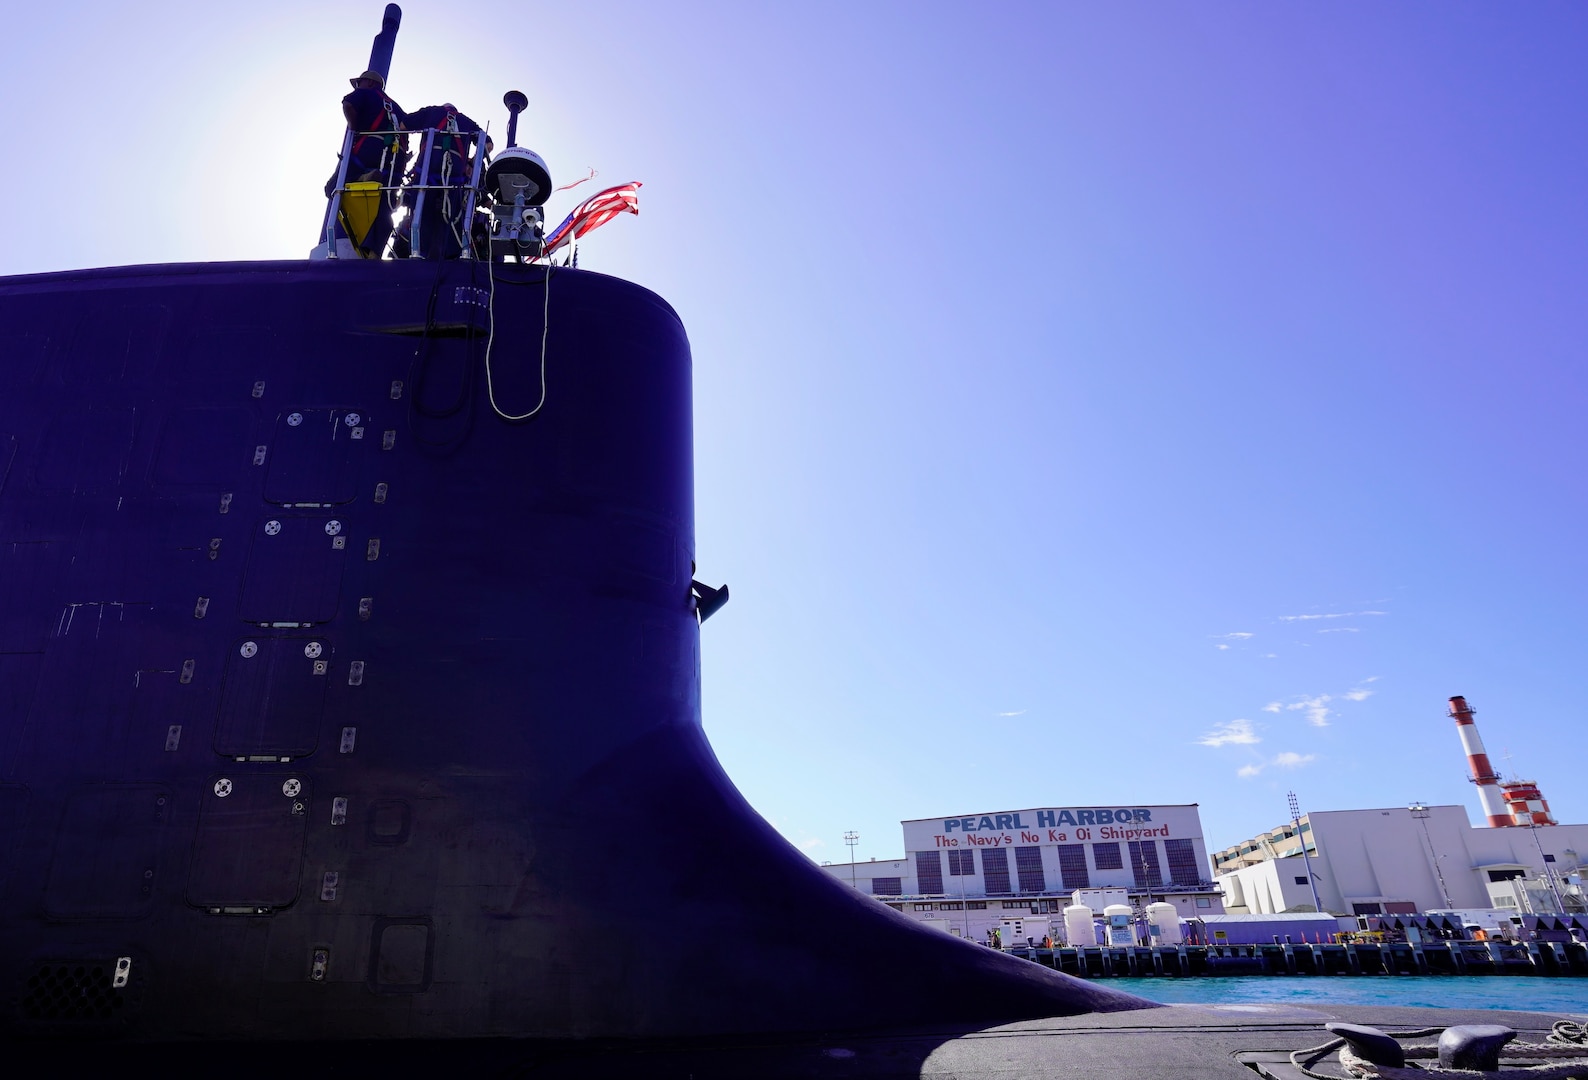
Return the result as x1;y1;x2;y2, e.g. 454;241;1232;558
351;93;401;169
428;105;466;161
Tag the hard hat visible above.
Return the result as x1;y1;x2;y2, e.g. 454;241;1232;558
350;70;385;88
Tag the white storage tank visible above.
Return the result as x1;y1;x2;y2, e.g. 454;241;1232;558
1146;902;1183;946
1103;903;1135;946
1062;904;1093;946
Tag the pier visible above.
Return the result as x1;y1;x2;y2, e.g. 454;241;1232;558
1005;940;1588;978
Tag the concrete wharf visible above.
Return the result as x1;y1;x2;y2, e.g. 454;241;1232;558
1007;939;1588;978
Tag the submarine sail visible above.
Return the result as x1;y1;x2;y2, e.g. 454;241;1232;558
0;8;1149;1042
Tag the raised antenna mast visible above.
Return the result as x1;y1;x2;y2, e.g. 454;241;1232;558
503;90;528;148
367;4;403;82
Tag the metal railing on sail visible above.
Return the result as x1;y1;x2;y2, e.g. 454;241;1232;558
319;127;489;258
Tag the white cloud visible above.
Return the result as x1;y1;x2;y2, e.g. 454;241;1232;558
798;837;826;852
1215;643;1230;651
1199;719;1260;747
997;709;1027;717
1317;627;1360;634
1267;680;1376;727
1285;694;1333;727
1238;750;1317;778
1219;632;1254;640
1278;610;1388;622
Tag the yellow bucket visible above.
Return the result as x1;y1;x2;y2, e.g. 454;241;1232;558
339;181;384;254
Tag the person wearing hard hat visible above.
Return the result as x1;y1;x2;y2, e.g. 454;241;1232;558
325;70;408;256
341;70;408;183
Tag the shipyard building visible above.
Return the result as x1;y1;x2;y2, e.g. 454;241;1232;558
1214;697;1587;919
821;804;1223;940
1213;804;1588;918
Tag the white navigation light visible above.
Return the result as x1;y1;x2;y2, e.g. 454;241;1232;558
486;148;552;208
486;143;553;260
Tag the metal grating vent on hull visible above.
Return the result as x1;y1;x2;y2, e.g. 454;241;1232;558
20;963;127;1024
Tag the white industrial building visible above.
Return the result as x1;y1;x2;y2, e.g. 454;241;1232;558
821;803;1223;941
1212;804;1588;918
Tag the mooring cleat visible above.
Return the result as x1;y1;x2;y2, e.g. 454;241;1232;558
1438;1024;1517;1071
1325;1023;1406;1068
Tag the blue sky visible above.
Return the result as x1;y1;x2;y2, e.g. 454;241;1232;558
5;3;1586;864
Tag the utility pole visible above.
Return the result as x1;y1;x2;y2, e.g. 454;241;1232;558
1409;803;1453;909
1289;791;1323;913
843;831;860;889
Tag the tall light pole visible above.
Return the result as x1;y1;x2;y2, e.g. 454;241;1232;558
1288;791;1323;913
1527;823;1566;913
957;857;969;938
843;831;860;889
1132;843;1157;944
1409;803;1453;909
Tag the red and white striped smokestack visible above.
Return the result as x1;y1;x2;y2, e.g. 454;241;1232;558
1500;779;1557;826
1449;695;1512;828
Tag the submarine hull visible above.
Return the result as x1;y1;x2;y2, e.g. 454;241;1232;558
0;259;1147;1039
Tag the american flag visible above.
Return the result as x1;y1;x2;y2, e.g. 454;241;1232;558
542;181;641;256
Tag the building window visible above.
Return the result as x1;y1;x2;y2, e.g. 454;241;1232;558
1488;870;1523;882
1056;844;1089;890
1195;898;1212;909
1352;902;1383;916
940;902;963;911
871;877;901;895
916;850;944;895
1545;854;1557;863
981;848;1012;895
1294;876;1309;886
947;849;975;876
966;901;987;910
1015;846;1046;893
1164;838;1199;885
913;903;934;911
1093;842;1123;870
1002;901;1028;909
1128;841;1163;889
886;903;904;911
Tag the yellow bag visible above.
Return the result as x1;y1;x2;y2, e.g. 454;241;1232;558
338;181;384;255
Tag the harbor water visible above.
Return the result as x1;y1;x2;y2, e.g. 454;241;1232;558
1110;976;1588;1014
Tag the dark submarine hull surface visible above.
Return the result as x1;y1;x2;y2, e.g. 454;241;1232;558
0;258;1147;1040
